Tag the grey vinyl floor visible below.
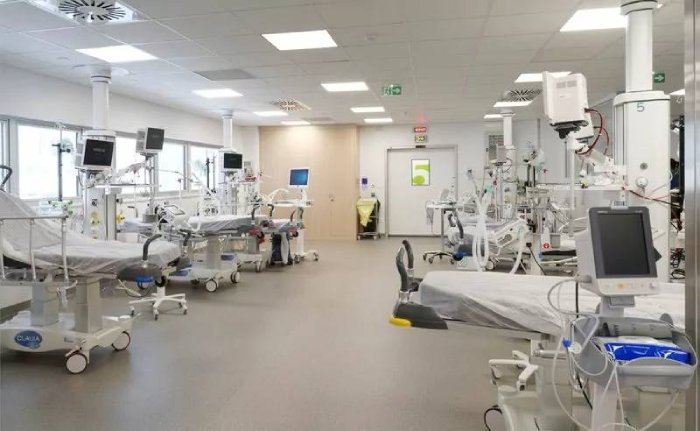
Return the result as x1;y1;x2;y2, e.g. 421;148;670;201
1;238;519;431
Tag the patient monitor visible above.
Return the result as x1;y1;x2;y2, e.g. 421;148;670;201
76;138;114;171
575;207;659;297
289;168;310;189
221;151;243;173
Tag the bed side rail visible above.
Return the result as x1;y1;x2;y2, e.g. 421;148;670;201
0;165;12;191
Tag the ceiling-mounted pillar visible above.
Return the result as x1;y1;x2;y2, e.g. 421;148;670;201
501;111;515;150
89;65;112;133
222;110;235;150
622;0;656;92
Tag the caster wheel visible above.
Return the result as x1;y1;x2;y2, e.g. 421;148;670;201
130;308;135;317
485;261;495;271
183;308;188;315
422;255;427;262
155;276;167;287
231;272;241;284
294;255;301;264
65;352;88;374
439;255;443;261
205;279;218;293
313;253;319;262
111;331;131;351
255;262;262;273
154;312;159;321
450;259;455;265
190;279;200;286
428;258;434;264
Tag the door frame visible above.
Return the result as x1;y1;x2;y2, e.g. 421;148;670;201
385;145;458;237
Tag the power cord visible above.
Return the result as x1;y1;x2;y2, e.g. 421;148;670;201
527;245;546;274
483;404;502;431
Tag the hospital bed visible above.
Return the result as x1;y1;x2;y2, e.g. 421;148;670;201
0;190;182;373
390;241;688;430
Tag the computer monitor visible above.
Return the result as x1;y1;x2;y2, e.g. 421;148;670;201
78;138;114;171
222;152;243;172
575;207;659;297
289;168;310;188
136;127;165;154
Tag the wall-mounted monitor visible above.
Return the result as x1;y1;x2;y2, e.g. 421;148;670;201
289;168;310;188
78;138;114;171
136;127;165;154
222;152;243;172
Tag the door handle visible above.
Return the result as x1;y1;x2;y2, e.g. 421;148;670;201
329;193;335;202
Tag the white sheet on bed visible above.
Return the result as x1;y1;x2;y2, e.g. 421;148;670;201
419;271;685;336
0;192;180;274
188;214;266;233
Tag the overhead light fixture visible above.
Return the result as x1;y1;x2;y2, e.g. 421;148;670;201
351;106;385;113
192;89;243;99
364;118;393;124
483;114;503;120
254;111;289;117
76;45;156;63
322;81;369;92
515;72;571;83
281;120;310;126
670;89;685;96
561;8;626;32
494;101;532;108
262;30;337;51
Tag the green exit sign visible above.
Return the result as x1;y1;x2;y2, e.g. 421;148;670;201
383;84;402;96
653;72;666;83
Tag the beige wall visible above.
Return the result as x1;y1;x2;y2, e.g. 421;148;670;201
259;125;359;241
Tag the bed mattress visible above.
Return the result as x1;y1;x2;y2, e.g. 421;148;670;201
419;271;685;336
188;214;266;233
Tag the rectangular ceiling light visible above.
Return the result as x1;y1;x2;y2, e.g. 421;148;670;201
483;114;503;120
192;89;243;99
281;120;310;126
254;111;289;117
561;8;626;32
494;101;532;108
76;45;156;63
364;118;393;124
351;106;385;113
515;71;571;83
670;89;685;96
322;81;369;92
263;30;337;51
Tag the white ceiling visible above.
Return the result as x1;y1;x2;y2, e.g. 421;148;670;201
0;0;685;126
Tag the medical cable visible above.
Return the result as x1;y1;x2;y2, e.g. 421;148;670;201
527;245;546;274
482;404;502;431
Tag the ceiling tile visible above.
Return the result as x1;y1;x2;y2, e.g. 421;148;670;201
21;49;104;68
168;56;235;71
98;21;184;44
408;18;486;41
0;2;77;31
136;40;212;58
245;64;307;78
404;0;491;20
284;48;349;64
478;34;551;52
224;52;292;68
331;23;409;46
411;39;480;58
158;13;253;39
0;32;59;54
235;5;325;33
196;35;274;55
317;0;404;28
546;30;623;49
125;0;232;19
298;60;359;75
490;0;579;15
119;59;187;75
536;46;607;62
27;27;118;50
476;50;537;65
484;12;570;37
345;43;410;60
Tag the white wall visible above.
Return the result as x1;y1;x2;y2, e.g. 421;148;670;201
0;63;221;144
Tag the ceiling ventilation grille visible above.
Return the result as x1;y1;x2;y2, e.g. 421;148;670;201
271;99;310;111
58;0;126;21
501;88;541;102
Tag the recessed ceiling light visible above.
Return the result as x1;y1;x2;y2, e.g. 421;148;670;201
322;82;369;92
494;101;532;108
351;106;385;113
262;30;337;51
670;89;685;96
192;89;243;99
76;45;156;63
364;118;393;124
561;8;626;32
281;120;310;126
483;114;503;120
254;111;289;117
515;72;571;83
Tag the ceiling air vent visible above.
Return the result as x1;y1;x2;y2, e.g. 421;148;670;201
501;88;541;102
271;99;310;111
30;0;143;23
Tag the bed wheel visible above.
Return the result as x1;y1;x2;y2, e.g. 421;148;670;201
65;352;88;374
313;252;319;261
294;255;301;264
112;331;131;351
154;311;159;321
190;279;200;286
205;279;218;293
130;307;135;317
230;272;241;284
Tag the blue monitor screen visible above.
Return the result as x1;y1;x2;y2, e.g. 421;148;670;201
289;169;309;187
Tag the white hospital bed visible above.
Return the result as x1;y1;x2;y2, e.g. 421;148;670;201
0;191;181;373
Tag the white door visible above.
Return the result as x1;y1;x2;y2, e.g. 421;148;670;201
387;147;457;236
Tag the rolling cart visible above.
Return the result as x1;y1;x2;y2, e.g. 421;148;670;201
356;198;380;240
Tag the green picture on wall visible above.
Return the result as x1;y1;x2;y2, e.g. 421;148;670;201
411;159;431;186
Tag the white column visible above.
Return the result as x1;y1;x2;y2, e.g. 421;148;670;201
222;110;235;150
622;0;657;92
89;66;111;132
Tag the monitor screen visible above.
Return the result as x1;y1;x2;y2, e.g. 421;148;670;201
223;153;243;170
145;128;165;151
595;212;652;277
289;168;310;187
83;139;114;167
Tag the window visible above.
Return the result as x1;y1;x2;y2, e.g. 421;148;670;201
18;124;79;200
160;142;185;192
0;120;8;191
115;136;146;185
189;145;217;190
